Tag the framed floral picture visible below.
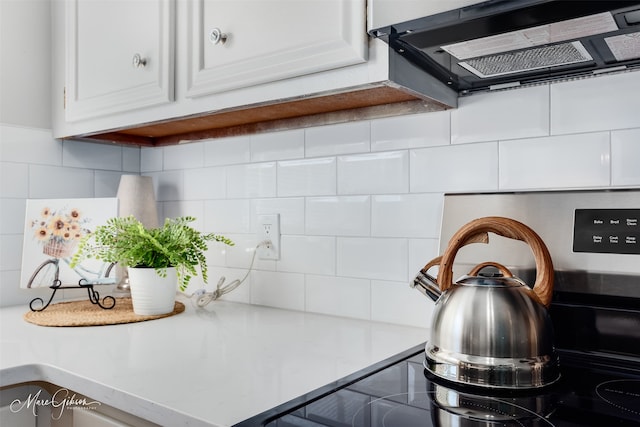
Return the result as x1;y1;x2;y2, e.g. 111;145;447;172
20;198;118;288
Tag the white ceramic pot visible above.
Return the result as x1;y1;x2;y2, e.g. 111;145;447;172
127;267;177;315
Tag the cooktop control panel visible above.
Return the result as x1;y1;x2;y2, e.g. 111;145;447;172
440;190;640;286
574;209;640;255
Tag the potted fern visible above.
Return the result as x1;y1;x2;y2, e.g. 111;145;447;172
70;216;233;315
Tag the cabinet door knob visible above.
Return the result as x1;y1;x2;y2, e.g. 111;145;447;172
132;53;147;68
208;28;228;45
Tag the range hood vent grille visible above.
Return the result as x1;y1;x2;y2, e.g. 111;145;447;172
460;42;593;78
371;0;640;94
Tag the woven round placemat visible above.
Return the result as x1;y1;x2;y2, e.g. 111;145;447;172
24;298;185;327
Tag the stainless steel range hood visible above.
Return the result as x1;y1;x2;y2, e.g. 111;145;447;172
371;0;640;94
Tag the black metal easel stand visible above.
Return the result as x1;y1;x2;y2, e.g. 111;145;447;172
29;279;116;312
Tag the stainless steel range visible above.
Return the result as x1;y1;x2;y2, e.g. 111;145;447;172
236;190;640;427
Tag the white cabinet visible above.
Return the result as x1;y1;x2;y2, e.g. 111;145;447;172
57;0;365;128
52;0;453;144
0;404;36;427
0;385;38;427
64;0;175;121
186;0;367;97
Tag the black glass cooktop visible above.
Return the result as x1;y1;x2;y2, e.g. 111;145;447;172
235;344;640;427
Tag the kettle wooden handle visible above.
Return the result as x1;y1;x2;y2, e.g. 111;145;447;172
421;231;489;273
436;216;554;306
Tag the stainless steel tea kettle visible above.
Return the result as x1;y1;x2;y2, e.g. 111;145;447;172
413;216;560;389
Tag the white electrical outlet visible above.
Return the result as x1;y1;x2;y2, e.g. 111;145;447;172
257;214;280;260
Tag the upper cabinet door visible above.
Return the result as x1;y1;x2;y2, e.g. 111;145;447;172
65;0;175;122
186;0;367;98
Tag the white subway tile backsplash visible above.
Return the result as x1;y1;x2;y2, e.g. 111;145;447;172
251;198;305;235
62;140;122;170
551;72;640;135
409;239;440;276
451;86;549;144
251;270;305;311
251;129;304;162
224;235;261;269
227;162;277;198
337;237;407;282
204;199;251;234
253;257;277;273
278;158;336;197
0;234;23;270
305;275;371;320
184;167;226;200
163;201;205;228
0;125;62;165
410;142;498;193
4;72;640;323
204;136;251;166
0;198;26;235
371;280;432;328
278;236;336;275
611;128;640;186
306;196;370;236
163;142;205;170
371;194;442;238
499;132;610;190
94;171;122;197
141;147;163;172
122;146;141;173
222;235;276;272
205;239;231;267
1;162;28;198
29;165;94;198
337;151;409;195
149;170;184;201
371;110;450;151
305;122;370;157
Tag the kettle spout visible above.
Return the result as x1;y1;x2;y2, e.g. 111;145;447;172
411;269;442;302
411;256;443;301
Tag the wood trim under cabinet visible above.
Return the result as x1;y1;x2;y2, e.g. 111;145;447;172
72;85;450;147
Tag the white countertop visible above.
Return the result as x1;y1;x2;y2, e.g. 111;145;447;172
0;295;428;426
